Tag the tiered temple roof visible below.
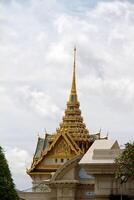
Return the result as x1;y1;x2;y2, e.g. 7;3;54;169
27;48;107;175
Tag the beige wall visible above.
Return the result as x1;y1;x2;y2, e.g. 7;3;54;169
18;190;56;200
83;164;134;200
94;174;134;200
76;184;94;200
56;185;76;200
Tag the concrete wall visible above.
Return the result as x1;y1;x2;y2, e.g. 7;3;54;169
94;174;134;200
76;184;94;200
18;191;56;200
56;185;76;200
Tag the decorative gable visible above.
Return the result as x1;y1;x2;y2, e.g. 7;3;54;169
32;133;79;171
51;138;74;158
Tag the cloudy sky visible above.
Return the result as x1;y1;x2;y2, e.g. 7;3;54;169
0;0;134;190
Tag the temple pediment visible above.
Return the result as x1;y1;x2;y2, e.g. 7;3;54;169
28;131;82;173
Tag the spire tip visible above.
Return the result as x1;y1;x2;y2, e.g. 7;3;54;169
69;47;78;102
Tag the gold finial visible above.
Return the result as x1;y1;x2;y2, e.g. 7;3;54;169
71;47;77;96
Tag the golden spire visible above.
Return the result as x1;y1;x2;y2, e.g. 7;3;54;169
71;47;77;95
69;47;78;102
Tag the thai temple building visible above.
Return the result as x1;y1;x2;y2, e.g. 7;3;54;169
27;48;105;186
19;49;134;200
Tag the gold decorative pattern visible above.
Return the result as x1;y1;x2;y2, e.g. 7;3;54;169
54;140;71;156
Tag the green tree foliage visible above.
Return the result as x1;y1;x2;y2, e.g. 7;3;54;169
115;142;134;182
0;146;19;200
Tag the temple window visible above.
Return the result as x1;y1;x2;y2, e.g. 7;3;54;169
55;158;57;163
61;158;64;163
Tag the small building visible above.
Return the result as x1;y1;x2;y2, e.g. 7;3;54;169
80;139;134;200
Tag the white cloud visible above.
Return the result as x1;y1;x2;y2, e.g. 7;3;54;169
0;0;134;189
80;76;134;110
6;147;31;174
15;86;61;117
5;147;32;190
